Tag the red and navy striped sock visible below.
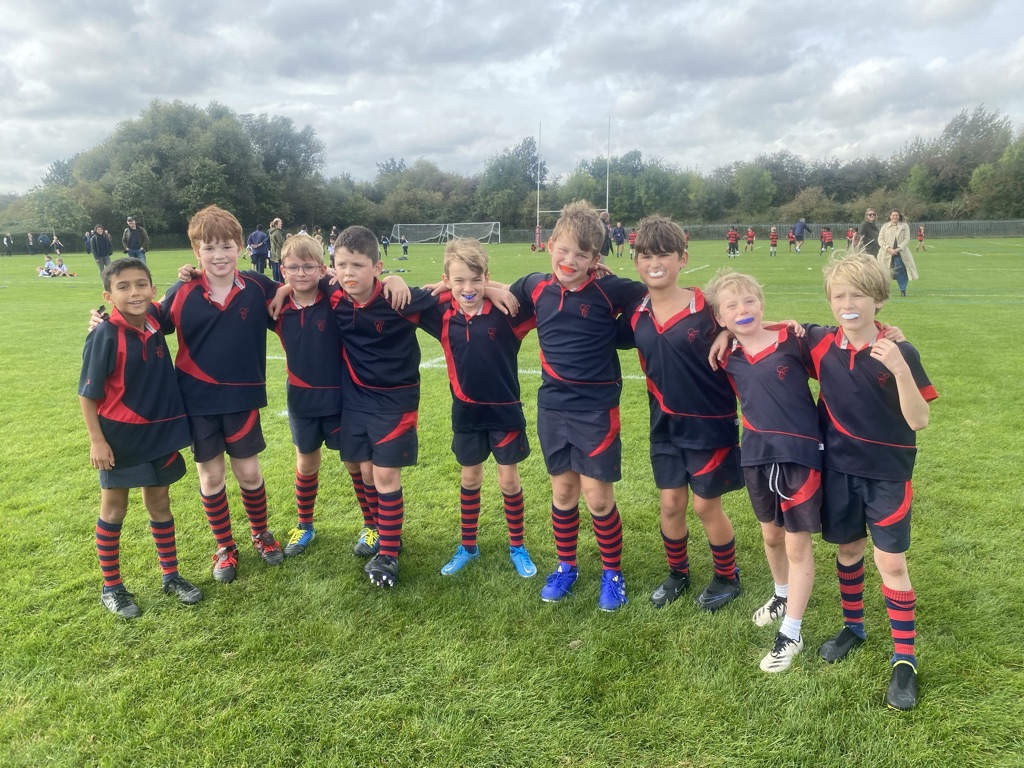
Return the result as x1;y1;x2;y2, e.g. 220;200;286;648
838;558;867;639
503;489;525;548
551;504;580;567
96;518;123;591
883;584;917;667
710;538;738;579
295;470;318;529
349;471;375;528
241;482;268;537
201;486;235;550
149;517;179;578
662;530;689;575
460;486;481;551
592;505;623;572
377;488;404;558
365;483;380;529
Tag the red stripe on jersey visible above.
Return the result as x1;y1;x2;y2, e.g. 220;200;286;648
875;481;913;526
588;408;621;457
375;411;419;444
225;410;258;443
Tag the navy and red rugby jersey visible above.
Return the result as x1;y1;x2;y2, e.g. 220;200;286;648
509;273;646;411
621;287;739;449
159;270;279;416
273;292;344;418
325;279;439;414
418;298;535;432
719;328;823;469
770;231;779;246
806;324;938;481
727;230;739;244
79;305;190;465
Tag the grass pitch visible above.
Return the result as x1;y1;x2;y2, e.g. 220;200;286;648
1;238;1022;767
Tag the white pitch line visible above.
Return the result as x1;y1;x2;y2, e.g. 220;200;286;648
685;264;710;274
962;252;983;257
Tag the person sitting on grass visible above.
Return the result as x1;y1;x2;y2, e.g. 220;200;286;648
52;257;76;277
36;256;58;276
807;251;937;711
79;258;202;619
418;238;538;579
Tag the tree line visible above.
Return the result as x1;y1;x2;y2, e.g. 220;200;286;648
1;101;1022;247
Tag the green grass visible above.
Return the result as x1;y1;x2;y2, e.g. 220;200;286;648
1;239;1023;767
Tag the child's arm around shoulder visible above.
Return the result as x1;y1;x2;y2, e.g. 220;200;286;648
871;339;931;430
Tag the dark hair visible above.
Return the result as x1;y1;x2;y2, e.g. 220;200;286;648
635;215;688;257
335;225;381;263
102;257;152;292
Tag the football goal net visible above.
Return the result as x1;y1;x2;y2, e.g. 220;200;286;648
390;222;501;244
446;222;501;243
390;224;447;243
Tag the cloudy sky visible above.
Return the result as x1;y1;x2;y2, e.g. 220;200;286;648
2;0;1022;194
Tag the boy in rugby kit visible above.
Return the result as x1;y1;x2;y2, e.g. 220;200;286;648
270;235;344;558
705;270;821;671
620;217;745;612
80;258;202;618
321;226;439;589
418;238;538;578
503;201;648;611
808;253;937;711
164;206;287;582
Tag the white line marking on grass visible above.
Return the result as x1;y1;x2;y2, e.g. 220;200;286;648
268;355;285;360
962;252;983;257
685;264;710;274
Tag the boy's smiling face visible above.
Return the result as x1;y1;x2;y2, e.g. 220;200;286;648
634;249;685;290
444;260;488;314
281;256;326;296
194;239;240;279
104;268;156;325
713;286;763;337
550;235;598;290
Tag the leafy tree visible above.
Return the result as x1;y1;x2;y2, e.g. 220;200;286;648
969;134;1024;219
734;164;776;214
43;159;75;187
23;185;90;234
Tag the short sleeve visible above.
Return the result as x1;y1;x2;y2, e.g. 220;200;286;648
79;325;116;400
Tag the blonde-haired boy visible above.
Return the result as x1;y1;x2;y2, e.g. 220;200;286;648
418;238;538;578
704;269;822;671
809;252;937;710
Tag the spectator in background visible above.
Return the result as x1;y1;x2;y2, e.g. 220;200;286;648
269;217;284;282
855;208;880;257
90;225;114;279
122;216;150;264
52;235;65;255
611;221;626;258
598;210;612;263
401;235;409;257
27;232;35;256
38;233;51;253
247;224;270;274
876;209;918;297
381;234;389;257
3;233;13;256
84;230;93;255
792;219;811;253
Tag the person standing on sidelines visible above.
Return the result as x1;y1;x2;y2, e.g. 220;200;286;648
855;209;880;257
90;225;115;279
916;225;926;252
122;216;150;264
3;233;14;256
269;217;284;282
247;224;270;274
877;209;918;297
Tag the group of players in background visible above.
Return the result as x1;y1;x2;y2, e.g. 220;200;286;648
80;200;935;712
